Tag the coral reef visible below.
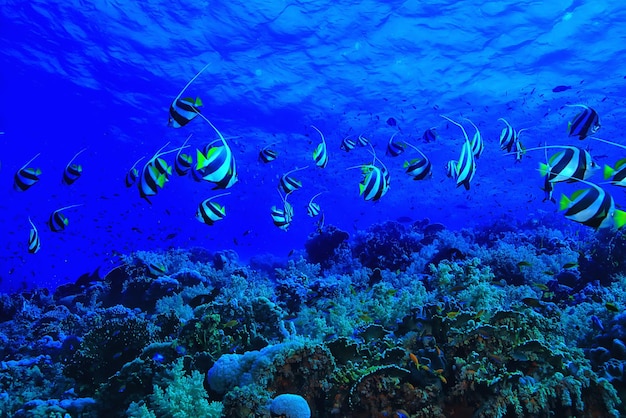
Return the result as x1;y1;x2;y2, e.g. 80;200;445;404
1;221;626;416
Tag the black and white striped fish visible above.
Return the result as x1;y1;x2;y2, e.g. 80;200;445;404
194;114;238;189
445;160;457;178
347;146;390;201
422;128;437;143
403;143;431;180
196;193;230;226
147;262;167;277
271;192;294;231
386;133;405;157
358;164;389;201
259;146;278;163
168;63;210;128
28;217;40;254
567;104;600;140
125;157;145;188
559;180;626;229
138;143;174;202
14;153;41;192
306;192;324;217
48;204;82;232
497;118;527;153
357;135;369;147
175;136;193;176
311;125;328;168
62;148;87;185
441;115;476;190
454;138;476;190
340;136;356;152
464;119;484;159
279;166;308;194
536;146;597;183
354;145;391;201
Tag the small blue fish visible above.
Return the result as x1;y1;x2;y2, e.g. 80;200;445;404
552;85;572;93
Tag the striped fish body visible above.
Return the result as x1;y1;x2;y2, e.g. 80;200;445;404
540;148;596;183
445;160;457;178
139;164;166;201
311;125;328;168
470;131;484;159
168;97;202;128
357;135;369;147
147;262;167;277
513;140;525;163
499;125;516;152
307;202;321;217
386;136;405;157
455;140;476;190
196;199;226;225
559;185;626;229
62;164;82;185
568;106;600;140
125;167;139;187
422;128;437;143
212;158;238;189
463;119;483;159
340;137;356;152
48;211;69;232
359;165;388;201
175;153;192;176
154;157;172;178
313;142;328;168
604;159;626;186
259;148;278;163
28;218;40;254
404;158;431;180
279;174;302;194
14;168;41;191
271;201;293;230
196;146;238;189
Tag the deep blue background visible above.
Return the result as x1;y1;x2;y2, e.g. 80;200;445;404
2;0;625;292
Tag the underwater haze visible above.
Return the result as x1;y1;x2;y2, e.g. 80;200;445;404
3;1;626;417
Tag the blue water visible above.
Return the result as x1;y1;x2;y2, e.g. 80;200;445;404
3;1;626;417
4;0;622;292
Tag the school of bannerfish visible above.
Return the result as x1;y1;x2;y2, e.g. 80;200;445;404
12;65;626;255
